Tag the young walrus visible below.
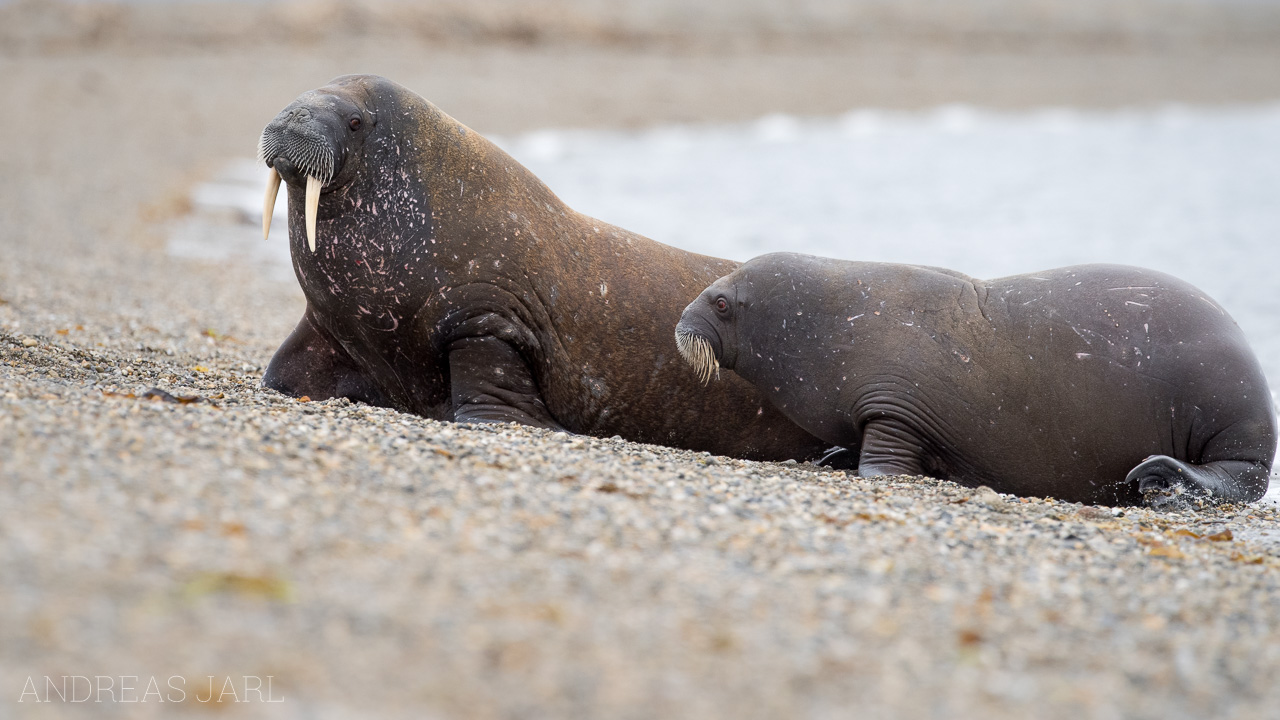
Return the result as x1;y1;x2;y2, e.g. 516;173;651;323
675;252;1276;507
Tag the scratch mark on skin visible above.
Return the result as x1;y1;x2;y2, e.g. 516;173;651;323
1196;295;1225;314
1069;324;1118;348
1125;301;1151;309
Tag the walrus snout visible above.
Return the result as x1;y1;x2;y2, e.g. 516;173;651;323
258;95;354;253
258;108;341;186
675;325;720;386
676;300;727;385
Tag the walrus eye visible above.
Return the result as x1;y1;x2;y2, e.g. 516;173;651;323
349;117;362;131
715;297;729;313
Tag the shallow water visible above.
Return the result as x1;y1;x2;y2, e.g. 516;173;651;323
176;103;1280;502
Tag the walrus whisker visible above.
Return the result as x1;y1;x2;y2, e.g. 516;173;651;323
256;131;280;166
263;168;281;241
259;128;336;185
676;330;719;385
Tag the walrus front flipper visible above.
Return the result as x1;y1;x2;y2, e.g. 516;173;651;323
854;420;927;477
263;311;389;407
1127;456;1271;508
449;336;565;430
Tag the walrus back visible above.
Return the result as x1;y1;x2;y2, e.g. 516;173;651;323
401;87;831;460
970;264;1275;499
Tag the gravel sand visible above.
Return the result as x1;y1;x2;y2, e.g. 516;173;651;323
4;3;1280;718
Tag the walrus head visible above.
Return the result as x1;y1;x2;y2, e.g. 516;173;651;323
678;253;836;385
258;76;381;252
675;275;742;385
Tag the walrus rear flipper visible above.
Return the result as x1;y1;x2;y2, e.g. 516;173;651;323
1129;406;1275;507
263;311;390;407
817;446;860;471
1127;456;1271;508
448;336;565;430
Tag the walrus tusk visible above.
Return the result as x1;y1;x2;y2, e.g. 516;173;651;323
305;174;322;252
263;168;281;241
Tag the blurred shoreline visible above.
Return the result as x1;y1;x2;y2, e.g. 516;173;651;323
7;0;1280;54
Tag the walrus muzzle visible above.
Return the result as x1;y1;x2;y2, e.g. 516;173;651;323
258;108;340;252
675;326;720;385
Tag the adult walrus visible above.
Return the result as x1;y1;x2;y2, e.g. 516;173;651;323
256;74;827;460
675;252;1277;506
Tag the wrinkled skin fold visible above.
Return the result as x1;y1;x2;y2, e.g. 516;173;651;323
257;75;828;461
676;252;1277;506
